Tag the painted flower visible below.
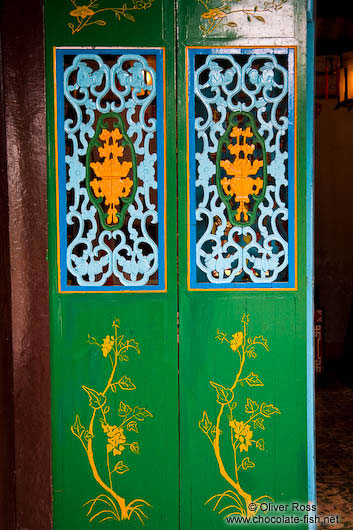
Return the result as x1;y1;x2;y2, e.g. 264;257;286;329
196;153;215;182
260;63;275;86
101;335;114;357
201;8;227;20
247;68;259;86
70;5;95;18
133;0;153;9
208;60;224;86
230;331;243;351
102;423;127;455
137;154;157;183
67;157;85;185
229;420;253;452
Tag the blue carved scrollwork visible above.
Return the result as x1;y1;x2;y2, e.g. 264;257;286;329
189;49;295;288
57;49;164;290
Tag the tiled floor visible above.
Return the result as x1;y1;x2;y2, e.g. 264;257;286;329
316;383;353;529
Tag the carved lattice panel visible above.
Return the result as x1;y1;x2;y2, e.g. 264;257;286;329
55;48;166;292
187;47;296;290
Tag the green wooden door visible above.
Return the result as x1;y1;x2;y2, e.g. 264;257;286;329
177;1;314;529
45;2;179;529
45;1;314;529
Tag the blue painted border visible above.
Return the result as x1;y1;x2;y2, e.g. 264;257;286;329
55;48;166;292
306;20;317;530
188;47;296;290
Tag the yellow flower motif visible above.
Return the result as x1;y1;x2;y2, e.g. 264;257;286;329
133;0;153;9
101;335;114;357
70;5;95;18
201;8;227;20
229;420;253;452
230;331;243;351
102;423;127;455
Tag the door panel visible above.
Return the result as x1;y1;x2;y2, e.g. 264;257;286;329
178;1;311;529
186;46;296;290
45;3;178;529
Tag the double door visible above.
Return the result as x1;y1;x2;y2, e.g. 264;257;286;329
45;1;314;528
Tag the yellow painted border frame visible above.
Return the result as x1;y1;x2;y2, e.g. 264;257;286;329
185;45;298;292
53;46;168;294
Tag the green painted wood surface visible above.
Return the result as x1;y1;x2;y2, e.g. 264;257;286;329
45;2;179;529
177;1;310;529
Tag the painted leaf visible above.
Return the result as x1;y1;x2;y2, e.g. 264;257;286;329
246;347;257;358
116;334;124;345
71;414;85;438
260;402;281;418
253;335;269;350
82;386;107;409
241;457;255;470
210;381;234;405
210;425;218;438
215;329;227;342
245;372;264;387
118;401;132;417
127;421;139;433
130;441;140;454
123;13;135;22
133;406;153;421
199;410;212;434
245;397;259;414
254;15;265;22
256;438;265;451
253;417;265;430
117;375;136;391
113;461;129;475
127;338;140;354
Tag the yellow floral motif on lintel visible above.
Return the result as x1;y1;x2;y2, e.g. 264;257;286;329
198;0;288;37
68;0;155;34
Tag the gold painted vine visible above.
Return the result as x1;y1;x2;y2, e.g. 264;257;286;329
199;314;281;518
71;318;153;524
68;0;155;34
198;0;288;37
